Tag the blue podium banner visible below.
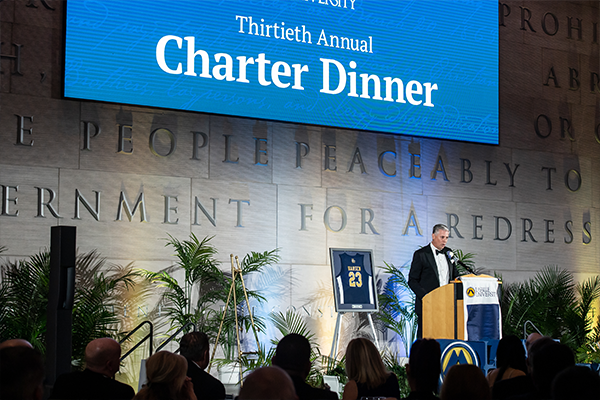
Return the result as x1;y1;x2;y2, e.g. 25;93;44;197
65;0;498;144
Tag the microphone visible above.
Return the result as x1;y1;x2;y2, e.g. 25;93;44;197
445;248;476;275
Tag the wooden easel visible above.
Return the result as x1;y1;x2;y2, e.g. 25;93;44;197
208;254;261;385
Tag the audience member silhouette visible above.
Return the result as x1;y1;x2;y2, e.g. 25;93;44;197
272;333;338;400
49;337;135;400
134;351;197;400
0;338;34;349
404;339;441;399
179;332;226;400
238;366;298;400
440;364;490;400
551;365;600;400
492;335;553;400
342;338;400;400
0;346;44;400
525;342;575;400
488;335;527;387
525;334;542;354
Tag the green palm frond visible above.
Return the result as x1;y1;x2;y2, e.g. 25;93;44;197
501;266;600;358
269;310;316;346
239;249;280;273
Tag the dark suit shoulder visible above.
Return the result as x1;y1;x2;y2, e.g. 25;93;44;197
187;361;226;400
50;369;134;400
290;375;338;400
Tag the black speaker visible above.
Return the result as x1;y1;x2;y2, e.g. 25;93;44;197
46;226;76;385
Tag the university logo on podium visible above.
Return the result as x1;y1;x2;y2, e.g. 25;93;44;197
440;341;479;383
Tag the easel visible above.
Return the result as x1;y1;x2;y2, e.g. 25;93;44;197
329;312;380;360
208;254;261;385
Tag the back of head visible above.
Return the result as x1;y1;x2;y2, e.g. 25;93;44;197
440;364;490;400
495;334;526;373
272;334;311;376
531;342;574;398
552;365;600;400
408;339;441;393
0;346;44;400
179;332;209;362
238;366;297;400
345;338;388;388
526;336;554;374
146;350;187;389
525;333;543;353
0;338;33;350
85;337;121;376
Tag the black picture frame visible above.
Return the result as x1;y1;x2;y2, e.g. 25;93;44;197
330;248;378;312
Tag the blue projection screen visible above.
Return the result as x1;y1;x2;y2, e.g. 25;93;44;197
64;0;499;144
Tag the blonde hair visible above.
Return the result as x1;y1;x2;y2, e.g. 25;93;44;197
134;351;189;400
345;338;389;388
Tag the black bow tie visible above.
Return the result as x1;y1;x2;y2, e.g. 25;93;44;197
436;249;444;255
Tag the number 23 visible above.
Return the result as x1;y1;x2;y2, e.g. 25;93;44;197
349;271;363;287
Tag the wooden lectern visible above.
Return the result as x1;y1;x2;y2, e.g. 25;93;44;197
422;275;501;340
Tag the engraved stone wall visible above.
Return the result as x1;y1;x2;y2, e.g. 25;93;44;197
0;0;599;355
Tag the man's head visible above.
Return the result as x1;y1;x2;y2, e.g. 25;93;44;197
406;339;441;393
0;346;44;400
525;333;542;353
85;338;122;378
0;338;33;350
431;224;449;250
272;333;312;378
531;342;574;398
238;366;297;400
179;332;210;369
552;365;600;400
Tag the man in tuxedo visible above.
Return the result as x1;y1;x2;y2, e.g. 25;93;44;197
179;332;226;400
408;224;460;339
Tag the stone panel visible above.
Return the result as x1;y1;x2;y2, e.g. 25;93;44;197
499;41;542;99
581;53;600;107
378;192;428;268
0;164;60;257
247;263;292;344
396;137;424;196
511;149;592;208
290;263;337;352
12;0;63;30
277;184;327;265
0;94;80;168
515;202;596;272
519;1;598;56
10;24;57;97
572;104;599;158
593;158;600;209
272;122;322;187
208;116;273;184
421;196;518;273
0;0;15;23
79;102;210;179
189;179;277;264
57;169;192;261
420;140;515;201
321;129;402;193
541;48;582;105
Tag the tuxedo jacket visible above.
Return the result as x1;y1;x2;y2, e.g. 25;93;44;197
49;368;135;400
408;245;460;315
186;358;226;400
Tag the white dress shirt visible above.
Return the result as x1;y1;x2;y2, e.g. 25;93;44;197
430;243;449;286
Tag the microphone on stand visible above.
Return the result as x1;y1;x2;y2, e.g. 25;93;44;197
445;248;476;275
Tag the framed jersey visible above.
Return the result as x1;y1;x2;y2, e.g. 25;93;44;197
330;249;378;312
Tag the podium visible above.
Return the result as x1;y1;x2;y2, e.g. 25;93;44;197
422;275;501;340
